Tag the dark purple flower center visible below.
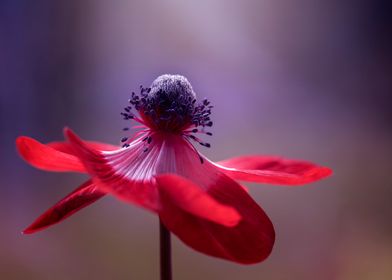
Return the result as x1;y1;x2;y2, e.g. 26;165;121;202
122;75;213;133
120;75;213;157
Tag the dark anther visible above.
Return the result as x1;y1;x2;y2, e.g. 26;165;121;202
199;156;204;164
200;142;211;148
123;127;129;131
121;75;214;153
121;137;128;142
143;148;149;153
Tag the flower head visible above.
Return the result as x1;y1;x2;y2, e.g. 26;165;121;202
16;74;332;264
121;74;213;151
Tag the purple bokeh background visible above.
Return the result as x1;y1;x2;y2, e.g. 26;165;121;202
1;1;391;279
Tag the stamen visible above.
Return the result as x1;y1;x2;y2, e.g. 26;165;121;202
200;142;211;148
120;74;215;157
136;135;154;153
183;136;206;164
183;134;211;149
184;128;213;137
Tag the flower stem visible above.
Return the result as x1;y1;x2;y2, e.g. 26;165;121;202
159;219;172;280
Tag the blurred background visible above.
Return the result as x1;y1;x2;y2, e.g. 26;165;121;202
1;0;391;279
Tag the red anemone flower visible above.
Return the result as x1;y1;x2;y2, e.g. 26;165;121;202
16;74;332;264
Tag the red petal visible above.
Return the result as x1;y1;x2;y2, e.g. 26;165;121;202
16;136;85;172
23;180;106;234
216;155;332;185
48;140;118;155
159;170;275;264
156;174;240;227
153;137;275;264
64;128;159;211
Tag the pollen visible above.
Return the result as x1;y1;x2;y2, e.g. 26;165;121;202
149;74;196;101
142;74;197;132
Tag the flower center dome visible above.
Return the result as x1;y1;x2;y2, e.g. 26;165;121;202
123;74;213;134
143;75;196;132
149;74;196;102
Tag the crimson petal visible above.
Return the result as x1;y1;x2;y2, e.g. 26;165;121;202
23;180;106;234
16;136;85;173
216;155;332;185
153;137;275;264
159;170;275;264
156;174;240;227
48;140;118;155
64;128;159;211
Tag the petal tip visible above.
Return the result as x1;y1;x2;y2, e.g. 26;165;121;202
15;136;40;163
64;127;81;144
308;166;333;181
64;128;89;152
16;136;28;146
324;167;333;176
22;226;38;235
63;127;74;139
15;136;33;156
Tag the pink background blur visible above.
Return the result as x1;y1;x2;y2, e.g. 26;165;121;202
1;1;391;279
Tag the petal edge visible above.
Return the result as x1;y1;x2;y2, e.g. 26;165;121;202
23;180;106;234
217;155;332;185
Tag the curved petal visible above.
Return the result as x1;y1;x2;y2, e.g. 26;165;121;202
16;136;85;173
216;155;332;185
23;180;106;234
64;128;160;211
159;168;275;264
17;134;119;173
48;140;118;155
156;174;240;227
157;138;275;264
